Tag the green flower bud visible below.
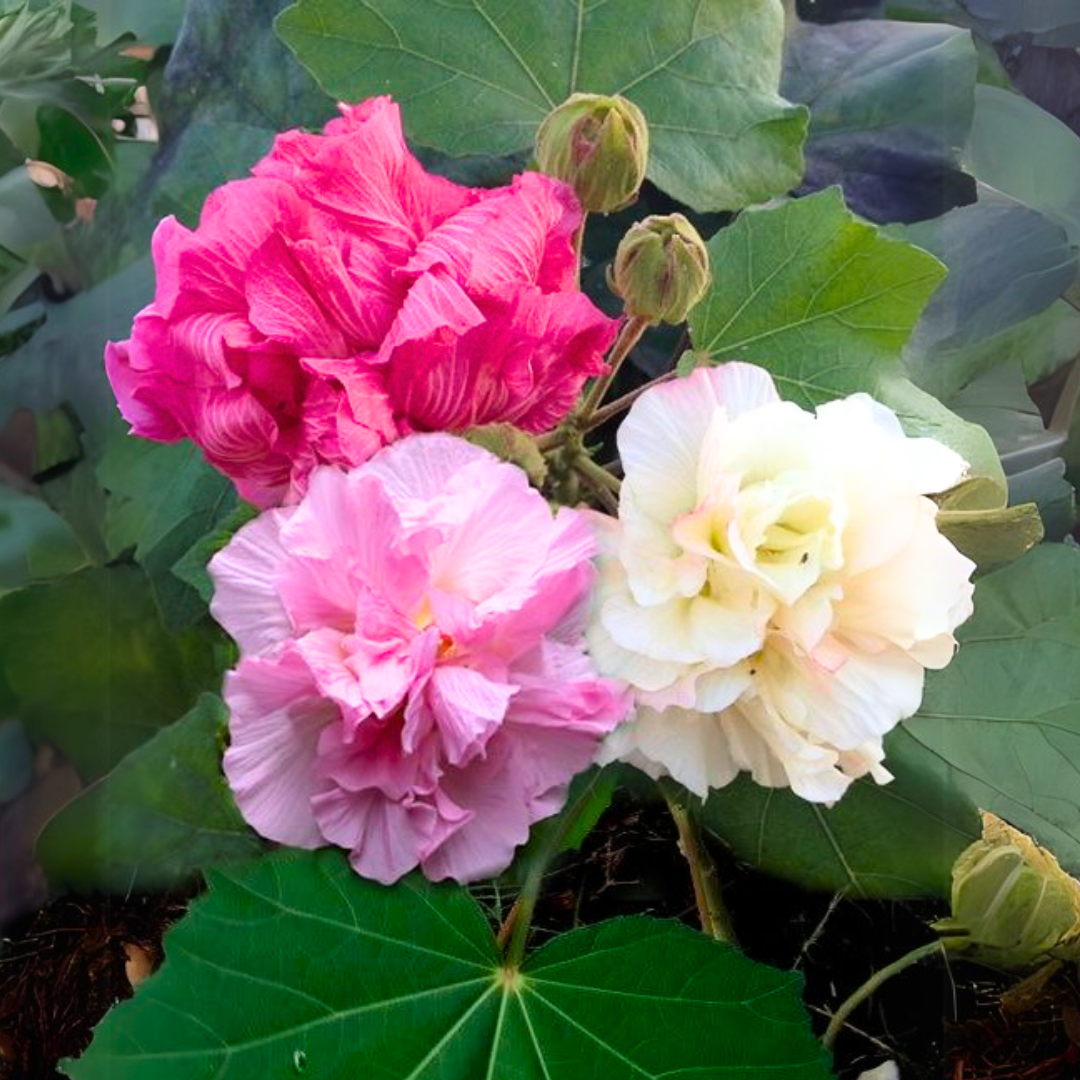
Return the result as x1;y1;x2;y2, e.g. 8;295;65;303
932;812;1080;970
534;93;649;213
609;213;712;325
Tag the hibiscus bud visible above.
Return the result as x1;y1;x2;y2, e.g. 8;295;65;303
534;93;649;213
463;423;548;487
932;812;1080;969
609;213;712;324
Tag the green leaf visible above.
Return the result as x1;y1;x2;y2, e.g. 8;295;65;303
0;565;222;780
782;18;977;224
688;188;947;408
910;298;1080;401
0;255;153;454
963;85;1080;249
275;0;808;212
68;848;833;1080
898;186;1078;376
150;118;275;228
99;438;239;628
702;727;980;898
0;484;84;589
38;694;264;893
903;544;1080;875
76;0;186;46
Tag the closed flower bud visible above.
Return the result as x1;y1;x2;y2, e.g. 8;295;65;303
933;812;1080;969
535;93;648;213
609;213;712;324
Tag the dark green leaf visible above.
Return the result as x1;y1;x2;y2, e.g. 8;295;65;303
0;564;222;779
782;18;977;223
0;485;85;588
68;848;833;1079
0;256;153;453
703;727;980;898
963;85;1080;247
150;119;275;228
276;0;808;212
902;544;1080;875
900;187;1078;392
38;694;264;893
99;438;239;628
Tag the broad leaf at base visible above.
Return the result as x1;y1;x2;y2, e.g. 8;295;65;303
66;848;834;1079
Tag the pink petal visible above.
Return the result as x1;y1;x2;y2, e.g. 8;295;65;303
208;508;294;655
222;652;334;848
425;665;517;766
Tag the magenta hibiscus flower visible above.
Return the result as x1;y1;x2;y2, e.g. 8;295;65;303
106;97;618;507
208;434;629;884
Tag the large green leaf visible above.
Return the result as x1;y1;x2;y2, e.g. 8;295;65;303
908;298;1080;402
100;437;240;627
782;18;977;224
899;186;1078;375
67;848;833;1079
38;694;264;893
0;256;153;454
685;188;1004;487
0;565;221;780
702;727;980;899
275;0;808;212
688;188;946;408
963;85;1080;249
903;544;1080;875
0;484;85;589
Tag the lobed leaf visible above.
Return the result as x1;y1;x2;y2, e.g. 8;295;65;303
275;0;808;211
67;848;834;1079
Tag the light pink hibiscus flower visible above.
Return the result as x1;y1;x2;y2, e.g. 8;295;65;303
209;434;629;884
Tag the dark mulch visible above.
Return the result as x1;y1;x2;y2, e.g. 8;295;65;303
0;892;189;1079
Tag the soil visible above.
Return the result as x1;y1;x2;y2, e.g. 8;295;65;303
2;791;1078;1079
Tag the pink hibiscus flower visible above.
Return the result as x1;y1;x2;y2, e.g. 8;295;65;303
208;434;629;884
106;97;618;507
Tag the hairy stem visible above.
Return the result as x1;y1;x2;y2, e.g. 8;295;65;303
573;453;621;496
578;315;651;422
580;371;678;434
662;785;734;944
822;940;944;1050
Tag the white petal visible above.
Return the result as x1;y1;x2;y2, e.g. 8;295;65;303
618;364;778;525
838;498;975;652
631;706;739;798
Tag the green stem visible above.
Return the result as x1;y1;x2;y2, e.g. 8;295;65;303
822;940;944;1050
573;453;621;495
578;315;651;423
502;774;607;969
662;787;734;944
580;371;678;434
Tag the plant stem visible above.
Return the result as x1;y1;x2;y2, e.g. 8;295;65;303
578;315;651;422
573;453;621;496
501;774;607;969
822;940;944;1050
580;371;678;433
662;786;734;944
577;467;620;513
572;212;588;289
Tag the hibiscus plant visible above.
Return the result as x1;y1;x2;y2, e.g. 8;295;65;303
2;1;1080;1078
